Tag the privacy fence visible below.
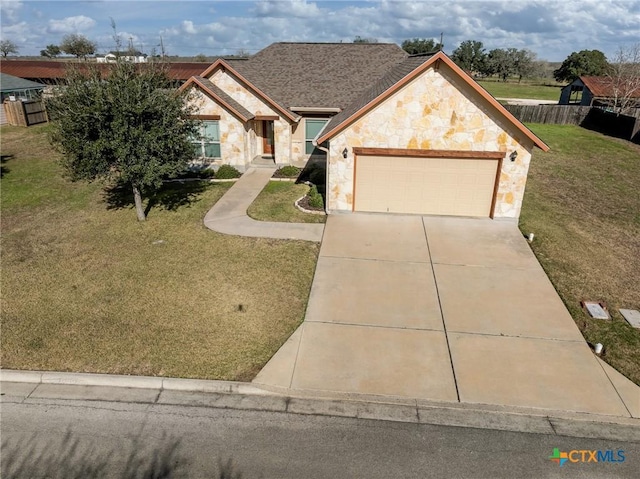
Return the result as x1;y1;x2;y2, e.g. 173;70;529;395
2;100;48;127
504;104;640;144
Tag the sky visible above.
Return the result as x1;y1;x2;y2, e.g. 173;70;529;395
1;0;639;61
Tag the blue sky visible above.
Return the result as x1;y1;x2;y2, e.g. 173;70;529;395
1;1;639;61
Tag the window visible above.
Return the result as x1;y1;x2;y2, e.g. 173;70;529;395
192;121;221;159
305;119;328;154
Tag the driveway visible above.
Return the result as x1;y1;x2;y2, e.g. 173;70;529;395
255;214;639;418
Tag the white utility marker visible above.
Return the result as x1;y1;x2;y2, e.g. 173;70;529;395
620;309;640;329
582;301;610;320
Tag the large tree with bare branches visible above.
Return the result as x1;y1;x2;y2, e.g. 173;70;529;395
605;43;640;114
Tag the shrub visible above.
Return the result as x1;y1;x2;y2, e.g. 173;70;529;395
274;165;301;178
307;185;324;209
215;165;241;179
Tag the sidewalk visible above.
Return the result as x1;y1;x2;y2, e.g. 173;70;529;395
203;167;324;242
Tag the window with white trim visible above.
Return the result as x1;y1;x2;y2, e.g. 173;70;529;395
305;119;328;154
192;121;221;159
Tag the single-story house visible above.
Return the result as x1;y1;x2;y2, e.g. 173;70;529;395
559;76;640;108
181;42;549;220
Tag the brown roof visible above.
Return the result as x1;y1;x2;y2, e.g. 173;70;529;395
580;76;640;99
185;76;254;122
226;42;409;112
0;60;208;81
316;51;549;152
320;54;436;138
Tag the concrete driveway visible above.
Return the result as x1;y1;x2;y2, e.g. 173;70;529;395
255;215;639;418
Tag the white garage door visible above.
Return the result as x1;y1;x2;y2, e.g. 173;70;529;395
355;155;499;217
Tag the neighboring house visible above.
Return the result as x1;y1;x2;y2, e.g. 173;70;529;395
1;73;46;125
559;76;640;108
96;51;148;63
182;42;548;220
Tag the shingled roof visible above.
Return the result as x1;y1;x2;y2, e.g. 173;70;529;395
229;42;408;112
316;51;549;151
318;53;436;140
0;72;45;92
188;76;254;122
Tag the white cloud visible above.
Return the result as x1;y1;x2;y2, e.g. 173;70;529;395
47;15;96;34
0;0;23;23
253;0;322;18
181;20;197;35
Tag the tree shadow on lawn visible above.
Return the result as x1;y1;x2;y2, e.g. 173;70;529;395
1;154;13;178
103;179;211;216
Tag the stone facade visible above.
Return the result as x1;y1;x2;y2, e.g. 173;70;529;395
326;62;535;219
190;89;247;168
209;70;292;164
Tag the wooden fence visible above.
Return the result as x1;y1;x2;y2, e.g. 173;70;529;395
503;105;592;125
2;100;48;127
504;104;640;144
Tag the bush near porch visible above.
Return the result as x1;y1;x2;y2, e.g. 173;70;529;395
0;124;319;381
521;124;640;385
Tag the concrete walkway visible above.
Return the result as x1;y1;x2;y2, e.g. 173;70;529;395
204;167;324;242
254;214;640;419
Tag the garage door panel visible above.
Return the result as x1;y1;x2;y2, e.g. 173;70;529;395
355;155;499;217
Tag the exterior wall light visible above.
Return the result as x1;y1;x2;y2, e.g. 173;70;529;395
342;148;348;158
509;151;518;162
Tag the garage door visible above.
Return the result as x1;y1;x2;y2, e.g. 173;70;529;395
354;155;499;217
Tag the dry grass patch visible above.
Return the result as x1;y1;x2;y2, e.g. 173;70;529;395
521;124;640;385
1;125;319;380
247;180;326;224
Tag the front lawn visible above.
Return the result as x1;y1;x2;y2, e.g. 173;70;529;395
0;125;319;381
521;124;640;385
247;180;326;224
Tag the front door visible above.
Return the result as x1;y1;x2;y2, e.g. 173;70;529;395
262;121;274;155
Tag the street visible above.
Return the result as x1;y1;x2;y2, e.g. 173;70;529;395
2;394;638;478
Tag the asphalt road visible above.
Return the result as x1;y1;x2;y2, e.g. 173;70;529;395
2;396;638;479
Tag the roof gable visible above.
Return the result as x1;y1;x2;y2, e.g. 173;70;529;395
179;76;255;122
200;59;297;121
316;51;549;151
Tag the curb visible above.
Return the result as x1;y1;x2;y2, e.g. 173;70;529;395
2;369;639;442
0;369;265;395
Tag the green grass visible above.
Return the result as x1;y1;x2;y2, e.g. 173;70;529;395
478;79;563;101
520;124;640;385
247;180;326;224
1;125;320;381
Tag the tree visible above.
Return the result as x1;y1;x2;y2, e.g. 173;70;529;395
451;40;486;73
483;48;515;81
194;53;208;62
605;43;640;114
512;49;537;82
45;61;199;221
40;44;61;58
60;34;97;60
353;36;377;43
401;38;442;55
0;39;19;58
553;50;609;83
